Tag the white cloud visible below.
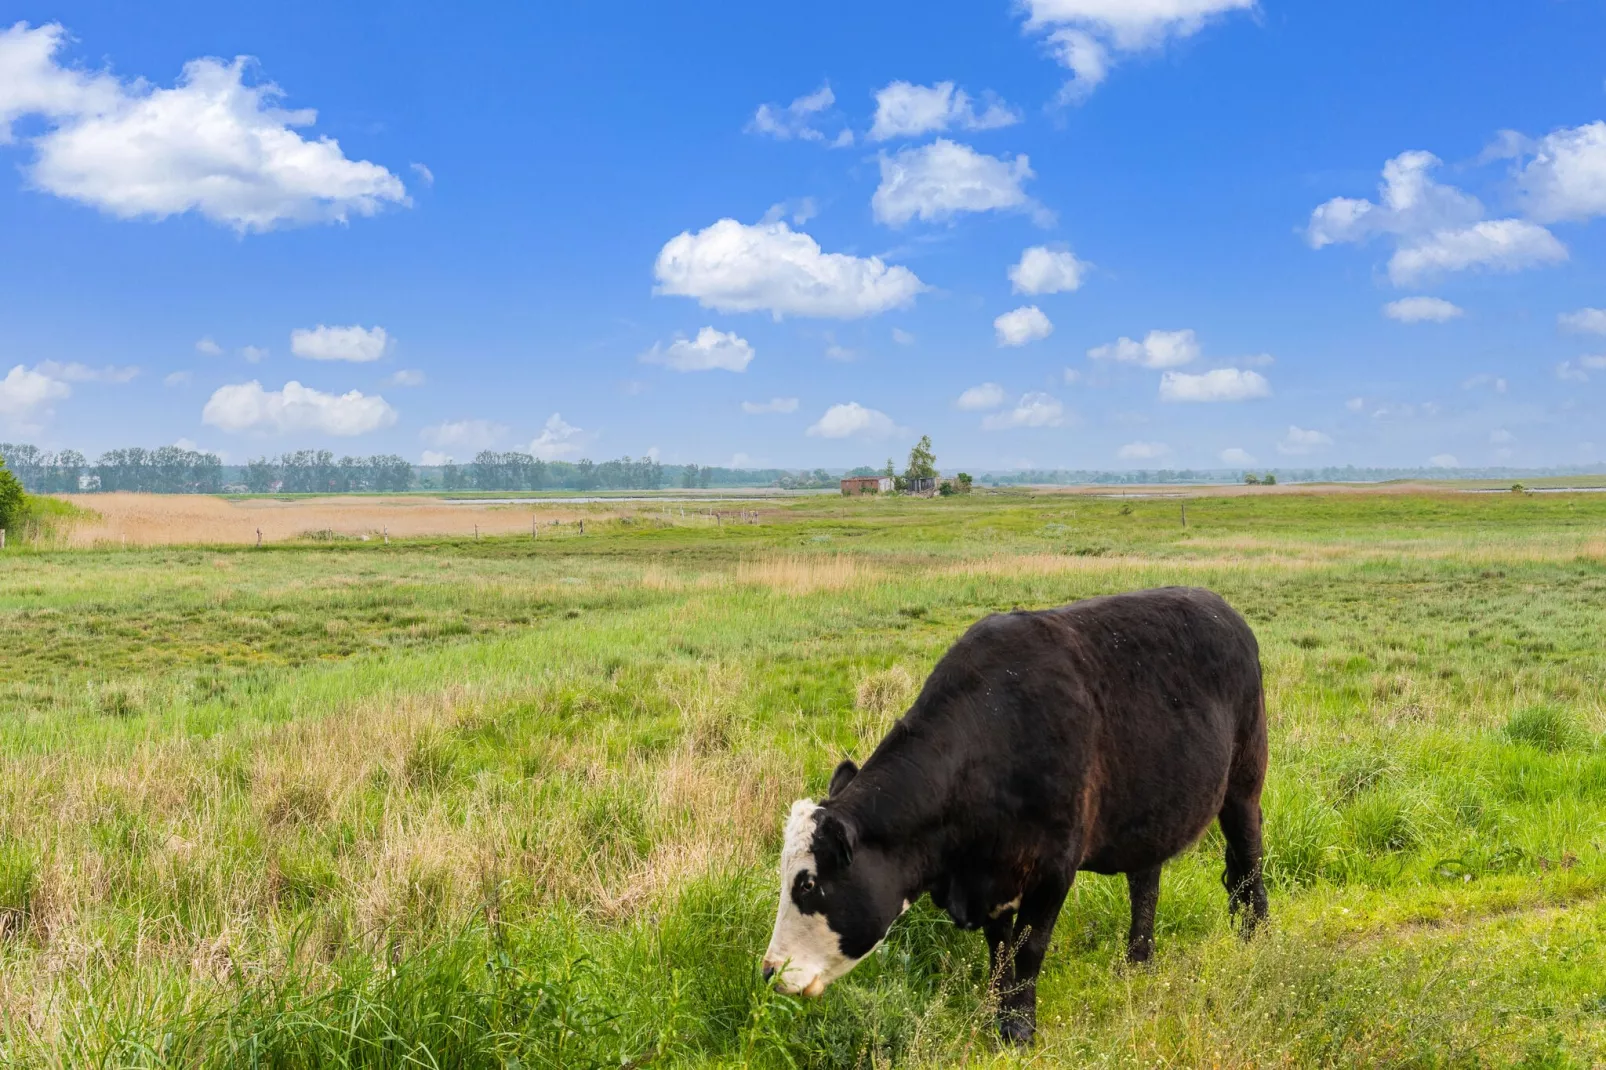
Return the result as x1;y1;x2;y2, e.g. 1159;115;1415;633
956;382;1007;410
653;218;925;320
1557;360;1590;383
1160;367;1270;402
1383;296;1464;323
891;327;915;345
35;360;138;383
240;345;268;363
982;392;1065;430
727;452;756;468
1559;308;1606;335
410;162;434;186
5;24;407;232
195;336;222;356
0;364;71;423
741;397;799;414
1430;453;1460;468
748;84;848;145
1507;121;1606;223
1063;367;1083;385
1236;352;1276;367
1307;151;1566;286
1583;355;1606;370
1220;447;1255;465
1277;425;1333;456
1490;428;1515;445
644;446;660;463
1019;0;1255;103
385;368;425;387
420;450;453;467
1118;440;1170;461
290;324;390;363
1346;397;1365;411
643;326;754;372
824;343;857;361
528;413;587;460
1008;245;1089;294
1462;373;1508;393
201;380;397;436
867;81;1019;141
1088;328;1199;368
421;419;505;450
995;305;1053;347
806;402;899;439
163;370;192;387
872;139;1047;227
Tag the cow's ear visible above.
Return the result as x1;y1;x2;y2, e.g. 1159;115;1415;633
828;759;859;798
812;810;856;872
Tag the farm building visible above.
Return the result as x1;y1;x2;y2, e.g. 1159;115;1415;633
905;476;937;496
841;476;894;496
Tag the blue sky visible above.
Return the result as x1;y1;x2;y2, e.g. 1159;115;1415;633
3;1;1605;471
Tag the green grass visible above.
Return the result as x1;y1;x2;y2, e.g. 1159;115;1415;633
0;489;1603;1066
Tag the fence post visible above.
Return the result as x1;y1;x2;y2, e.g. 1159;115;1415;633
384;526;389;545
256;528;262;547
1181;501;1187;527
0;529;5;550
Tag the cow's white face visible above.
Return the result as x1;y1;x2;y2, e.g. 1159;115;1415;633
762;795;908;997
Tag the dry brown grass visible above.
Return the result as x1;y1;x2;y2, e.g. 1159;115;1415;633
735;553;874;592
54;494;630;547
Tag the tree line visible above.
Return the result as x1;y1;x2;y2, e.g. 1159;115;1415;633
0;443;225;493
443;452;667;492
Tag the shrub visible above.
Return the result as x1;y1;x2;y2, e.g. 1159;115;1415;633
0;455;26;533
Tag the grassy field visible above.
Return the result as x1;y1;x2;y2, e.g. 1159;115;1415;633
0;489;1603;1067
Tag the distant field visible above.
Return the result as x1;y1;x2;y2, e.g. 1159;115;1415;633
0;490;1603;1066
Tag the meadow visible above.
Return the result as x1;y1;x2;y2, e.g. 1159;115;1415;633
0;488;1603;1067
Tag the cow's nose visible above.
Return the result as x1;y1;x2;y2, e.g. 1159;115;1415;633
762;965;776;983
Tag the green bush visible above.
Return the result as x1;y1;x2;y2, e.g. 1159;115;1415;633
0;454;26;533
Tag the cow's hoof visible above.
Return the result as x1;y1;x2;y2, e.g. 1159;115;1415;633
998;1017;1036;1046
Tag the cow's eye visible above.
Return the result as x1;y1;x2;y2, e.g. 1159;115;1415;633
799;875;816;896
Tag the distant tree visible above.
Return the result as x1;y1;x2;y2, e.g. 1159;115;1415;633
443;463;463;490
681;465;697;489
846;465;878;478
904;436;937;481
955;472;973;494
1244;473;1261;485
245;457;279;493
0;454;26;532
698;465;713;489
1263;473;1277;486
882;458;896;479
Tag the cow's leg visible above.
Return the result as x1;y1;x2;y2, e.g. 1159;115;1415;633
1219;793;1268;932
995;871;1072;1046
1124;865;1161;963
982;911;1017;1004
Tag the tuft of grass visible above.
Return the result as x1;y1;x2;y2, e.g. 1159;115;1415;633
1505;704;1589;753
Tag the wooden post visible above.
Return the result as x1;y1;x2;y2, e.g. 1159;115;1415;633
0;529;5;550
475;524;480;540
383;526;389;545
256;528;262;547
579;520;584;534
1181;501;1187;527
532;515;537;539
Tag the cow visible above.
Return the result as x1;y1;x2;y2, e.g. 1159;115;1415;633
761;586;1269;1044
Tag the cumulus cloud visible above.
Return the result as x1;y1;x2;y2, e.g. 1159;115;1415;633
1559;307;1606;335
872;139;1047;227
201;380;397;436
1557;360;1590;383
1159;367;1270;402
3;23;407;232
410;162;434;187
891;327;915;345
195;336;223;356
290;324;390;363
956;382;1007;411
806;402;899;439
1307;151;1566;285
1430;453;1460;468
741;397;799;414
421;419;506;449
1118;441;1170;461
1008;245;1089;294
1019;0;1256;103
164;371;192;387
385;369;425;387
1501;121;1606;223
0;364;72;424
1462;373;1508;393
1384;296;1464;323
240;345;268;363
1584;355;1606;369
643;327;754;372
1277;425;1333;456
867;81;1019;141
420;450;453;467
1088;328;1199;368
528;413;587;460
1490;429;1515;445
747;84;849;145
35;360;138;383
654;218;925;320
982;392;1065;430
995;305;1053;347
1220;447;1255;465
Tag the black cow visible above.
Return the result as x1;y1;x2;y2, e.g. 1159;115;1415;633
762;586;1269;1043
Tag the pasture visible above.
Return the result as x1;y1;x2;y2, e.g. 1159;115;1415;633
1;489;1603;1067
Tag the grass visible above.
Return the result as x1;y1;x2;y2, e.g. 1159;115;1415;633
0;488;1603;1066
